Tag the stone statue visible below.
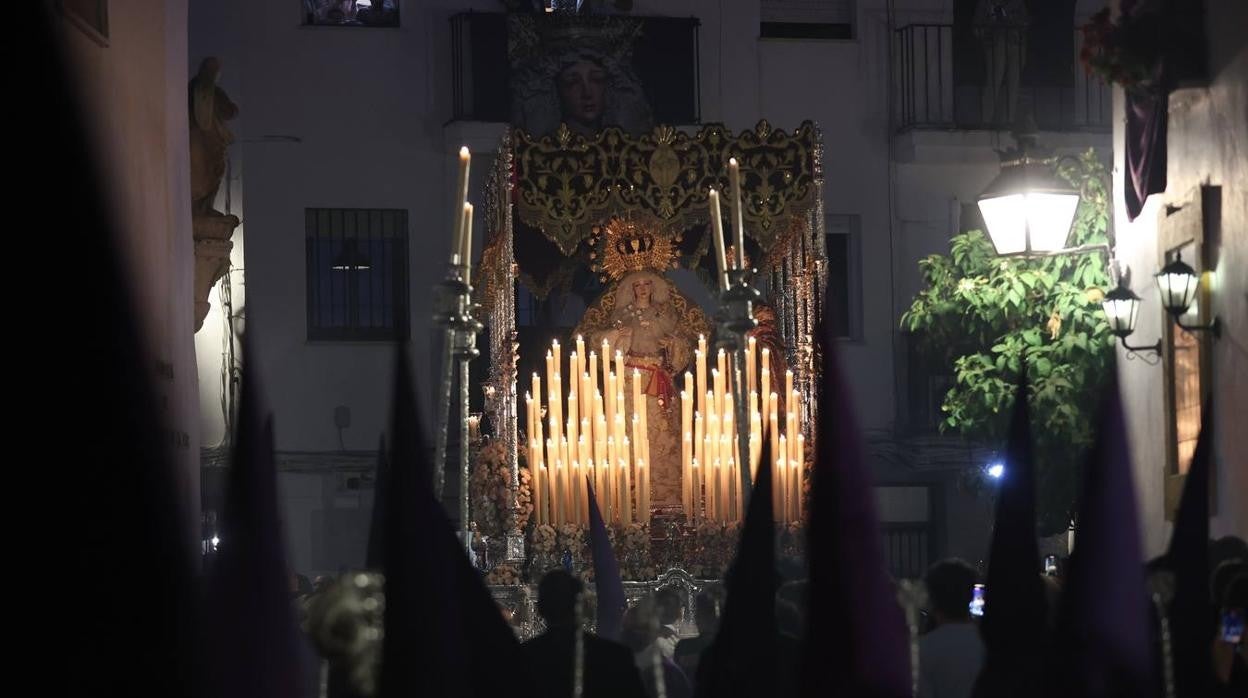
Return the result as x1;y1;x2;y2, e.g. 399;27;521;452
189;57;238;218
188;57;240;332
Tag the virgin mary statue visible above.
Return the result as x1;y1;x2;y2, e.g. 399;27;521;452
575;222;709;512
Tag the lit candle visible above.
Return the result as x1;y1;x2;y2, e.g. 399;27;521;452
620;451;633;524
605;371;617;433
785;370;794;415
553;456;564;526
719;435;731;521
760;355;771;437
528;437;541;524
461;202;474;281
606;439;616;521
746;336;757;399
708;188;729;290
566;392;579;464
787;410;798;477
794;433;806;522
728;157;745;270
637;459;650;524
777;434;790;523
690;458;701;524
712;369;723;421
682;429;693;514
615;351;626;388
451;146;470;265
587;352;598;417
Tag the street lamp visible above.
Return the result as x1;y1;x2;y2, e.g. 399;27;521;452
977;133;1081;257
1154;253;1221;337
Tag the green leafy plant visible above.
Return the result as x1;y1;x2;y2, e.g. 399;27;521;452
901;150;1115;535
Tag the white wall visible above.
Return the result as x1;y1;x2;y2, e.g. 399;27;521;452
190;0;249;450
61;0;201;539
1113;0;1248;556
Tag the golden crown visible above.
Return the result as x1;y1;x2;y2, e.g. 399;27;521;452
590;216;680;282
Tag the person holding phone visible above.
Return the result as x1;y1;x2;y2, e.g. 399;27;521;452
918;559;984;698
1212;564;1246;695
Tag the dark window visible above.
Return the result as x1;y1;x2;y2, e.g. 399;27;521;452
825;214;862;340
306;208;409;341
303;1;399;28
761;0;854;40
760;22;852;40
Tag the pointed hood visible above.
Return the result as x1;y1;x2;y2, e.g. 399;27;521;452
1050;380;1153;698
587;480;626;641
377;345;536;698
974;376;1049;698
1165;399;1215;698
697;434;779;698
205;333;304;698
800;284;910;698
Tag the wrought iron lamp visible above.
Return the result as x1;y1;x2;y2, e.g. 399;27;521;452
1100;281;1162;356
1155;253;1221;337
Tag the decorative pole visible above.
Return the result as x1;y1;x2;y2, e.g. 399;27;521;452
710;161;761;510
434;149;483;555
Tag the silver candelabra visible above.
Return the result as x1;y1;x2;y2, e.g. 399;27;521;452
433;260;483;554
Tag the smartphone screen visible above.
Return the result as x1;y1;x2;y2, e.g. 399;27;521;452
1044;555;1057;576
970;584;986;618
1223;609;1245;644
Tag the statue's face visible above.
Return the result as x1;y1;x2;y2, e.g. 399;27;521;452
632;278;653;302
557;59;606;126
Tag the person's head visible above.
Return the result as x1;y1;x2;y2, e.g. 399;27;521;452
537;570;584;627
1210;536;1248;574
1213;560;1247;610
631;275;654;305
777;599;802;638
556;54;607;128
777;580;808;618
655;588;682;626
622;597;660;653
693;587;725;636
923;558;978;625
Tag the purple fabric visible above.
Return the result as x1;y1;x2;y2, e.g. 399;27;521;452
1051;383;1154;697
1166;397;1215;698
800;283;910;698
1124;88;1168;221
205;335;306;698
974;377;1049;698
587;480;627;641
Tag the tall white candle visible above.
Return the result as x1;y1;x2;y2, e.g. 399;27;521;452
729;157;745;270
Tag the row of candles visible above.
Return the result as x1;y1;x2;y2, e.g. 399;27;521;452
680;335;806;524
524;336;652;528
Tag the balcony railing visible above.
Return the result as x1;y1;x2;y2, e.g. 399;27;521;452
894;24;1111;132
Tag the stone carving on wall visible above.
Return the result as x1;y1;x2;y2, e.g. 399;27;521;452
189;57;240;332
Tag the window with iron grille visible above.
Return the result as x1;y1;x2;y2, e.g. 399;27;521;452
306;208;409;341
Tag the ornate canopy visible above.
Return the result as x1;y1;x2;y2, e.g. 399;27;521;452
512;120;823;257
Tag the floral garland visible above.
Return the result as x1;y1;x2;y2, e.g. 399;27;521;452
1079;2;1165;91
468;438;533;538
